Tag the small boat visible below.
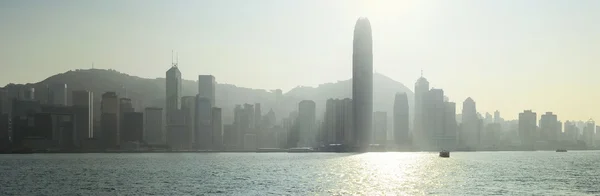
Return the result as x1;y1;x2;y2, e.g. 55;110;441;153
439;150;450;158
556;149;567;152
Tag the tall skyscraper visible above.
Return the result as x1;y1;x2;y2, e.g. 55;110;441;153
166;63;182;126
198;75;216;106
121;112;143;142
324;98;353;146
298;100;316;148
393;92;409;147
101;92;119;149
583;120;595;148
423;89;445;150
48;84;67;106
144;107;164;145
461;97;479;150
72;90;93;146
414;74;430;150
372;111;387;145
443;101;458;150
352;17;373;150
212;107;223;150
518;110;537;150
181;96;196;148
493;110;501;123
195;96;212;149
540;112;558;143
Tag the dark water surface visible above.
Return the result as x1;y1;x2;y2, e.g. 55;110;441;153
1;151;599;195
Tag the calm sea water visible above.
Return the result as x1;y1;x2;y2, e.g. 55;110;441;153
1;151;599;195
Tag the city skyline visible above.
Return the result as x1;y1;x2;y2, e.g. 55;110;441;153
2;0;600;121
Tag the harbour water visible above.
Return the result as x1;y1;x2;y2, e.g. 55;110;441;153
1;151;599;195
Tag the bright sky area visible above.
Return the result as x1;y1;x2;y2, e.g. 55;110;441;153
1;0;599;121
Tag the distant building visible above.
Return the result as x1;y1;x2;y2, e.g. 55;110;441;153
540;112;558;143
323;98;353;146
198;75;216;106
166;63;182;126
493;110;502;123
195;96;212;149
223;124;236;149
101;92;119;149
212;107;223;150
181;96;196;148
48;84;67;106
518;110;537;149
372;111;387;145
11;99;42;146
352;18;373;149
72;90;94;147
393;93;409;148
298;100;316;148
166;109;188;150
144;107;164;145
443;101;458;150
413;75;430;150
121;112;143;143
0;88;8;115
461;97;479;150
0;113;9;150
423;89;445;151
583;120;595;148
23;87;35;100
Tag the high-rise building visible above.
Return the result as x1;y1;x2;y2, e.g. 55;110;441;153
72;90;93;146
144;107;164;145
352;17;373;149
518;110;537;149
540;112;558;142
181;96;196;147
198;75;216;106
443;101;458;150
101;92;119;149
48;84;67;106
0;88;8;115
166;63;182;126
254;103;261;130
323;98;353;146
23;87;35;100
493;110;502;123
195;96;212;149
583;120;595;148
121;112;143;142
423;89;445;150
373;111;387;145
241;103;256;150
298;100;316;148
212;107;223;150
461;97;479;150
393;93;409;148
414;74;430;150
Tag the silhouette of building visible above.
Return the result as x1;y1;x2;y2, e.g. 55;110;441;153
223;124;235;149
121;112;143;143
493;110;502;123
564;121;579;142
212;107;222;150
144;107;164;145
422;89;445;150
0;88;8;115
443;101;458;150
393;93;409;148
0;113;8;150
352;17;373;149
373;111;387;145
166;63;182;127
298;100;316;148
583;120;595;148
48;84;67;106
198;75;216;106
323;98;353;146
72;90;93;147
181;96;196;149
540;112;558;143
414;74;430;150
23;87;35;100
518;110;537;150
461;97;479;150
195;96;212;149
101;92;119;149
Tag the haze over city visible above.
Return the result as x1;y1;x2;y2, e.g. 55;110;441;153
2;1;600;121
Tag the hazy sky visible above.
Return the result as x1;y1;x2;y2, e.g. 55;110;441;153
1;0;599;121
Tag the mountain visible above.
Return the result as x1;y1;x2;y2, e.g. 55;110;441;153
2;69;414;126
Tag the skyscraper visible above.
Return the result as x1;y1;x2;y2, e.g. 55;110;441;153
518;110;537;150
461;97;479;150
72;90;93;146
414;74;430;150
101;92;119;149
195;96;212;149
372;111;387;145
181;96;196;148
323;98;353;146
166;63;182;126
298;100;316;148
423;89;445;150
583;120;595;148
212;107;223;150
121;112;143;142
540;112;558;143
352;17;373;150
393;92;409;148
48;84;67;106
144;107;164;145
198;75;216;106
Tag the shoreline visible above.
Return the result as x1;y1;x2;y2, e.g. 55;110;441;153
1;149;597;154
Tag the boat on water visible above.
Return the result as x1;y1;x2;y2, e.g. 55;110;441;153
439;150;450;158
556;149;567;152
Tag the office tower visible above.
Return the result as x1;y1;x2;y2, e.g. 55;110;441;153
0;88;9;115
242;103;256;150
484;123;501;148
414;74;430;150
144;107;164;145
540;112;558;143
0;113;8;150
198;75;216;106
583;120;595;148
373;111;387;145
493;110;501;123
166;63;182;126
23;87;35;100
443;101;458;150
48;84;67;105
72;90;93;147
212;107;222;150
564;121;578;142
324;98;353;146
195;96;212;149
254;103;261;130
352;17;373;149
518;110;537;150
393;92;409;147
181;96;196;147
298;100;316;148
422;89;445;150
121;112;143;142
101;92;119;149
119;98;134;141
461;97;479;150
